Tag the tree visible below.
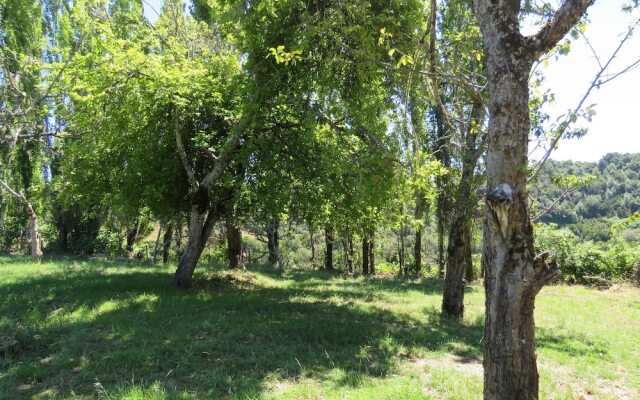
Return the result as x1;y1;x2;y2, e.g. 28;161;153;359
473;1;594;398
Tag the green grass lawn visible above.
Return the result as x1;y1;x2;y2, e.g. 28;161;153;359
1;255;639;399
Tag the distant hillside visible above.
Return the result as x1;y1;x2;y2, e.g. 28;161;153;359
530;153;640;241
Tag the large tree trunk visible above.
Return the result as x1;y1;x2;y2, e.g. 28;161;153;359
226;218;244;269
474;2;592;397
266;219;280;265
324;228;334;271
173;189;222;288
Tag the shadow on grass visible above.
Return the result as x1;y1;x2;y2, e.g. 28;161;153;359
0;256;579;399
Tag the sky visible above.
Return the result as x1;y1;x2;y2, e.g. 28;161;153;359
143;0;640;163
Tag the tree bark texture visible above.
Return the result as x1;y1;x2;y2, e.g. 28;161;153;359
226;218;244;269
442;101;485;318
173;189;224;288
266;219;280;265
474;1;592;398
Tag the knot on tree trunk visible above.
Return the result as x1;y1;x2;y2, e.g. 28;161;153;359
486;183;513;239
531;251;562;293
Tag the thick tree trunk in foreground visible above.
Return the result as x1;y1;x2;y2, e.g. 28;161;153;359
325;228;334;271
226;218;244;269
266;220;280;265
474;1;592;398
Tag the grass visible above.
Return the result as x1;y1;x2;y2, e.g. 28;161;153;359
0;255;639;399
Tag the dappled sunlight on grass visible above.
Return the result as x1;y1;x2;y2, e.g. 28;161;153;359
0;255;639;399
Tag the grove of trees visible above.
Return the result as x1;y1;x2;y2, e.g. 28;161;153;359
2;0;638;399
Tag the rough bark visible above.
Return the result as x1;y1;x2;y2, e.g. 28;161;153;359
473;1;592;398
173;189;223;288
442;101;485;318
265;219;280;265
325;228;334;271
226;218;244;270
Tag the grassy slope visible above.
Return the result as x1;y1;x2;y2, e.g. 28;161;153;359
0;256;638;400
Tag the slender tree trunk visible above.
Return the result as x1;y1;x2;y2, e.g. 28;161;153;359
414;196;424;275
325;228;334;271
266;219;280;265
310;228;315;262
442;100;485;318
163;222;173;264
226;218;244;269
173;190;222;288
25;202;42;262
473;2;591;397
399;222;406;275
126;217;141;254
369;233;375;275
347;236;354;273
152;223;163;263
362;236;369;275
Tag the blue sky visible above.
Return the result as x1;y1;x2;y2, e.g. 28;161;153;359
143;0;640;163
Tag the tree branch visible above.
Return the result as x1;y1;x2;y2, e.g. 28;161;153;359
526;0;595;60
173;108;199;191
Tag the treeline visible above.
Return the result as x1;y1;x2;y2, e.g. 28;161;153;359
531;152;640;241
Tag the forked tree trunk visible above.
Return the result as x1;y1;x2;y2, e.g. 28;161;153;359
226;218;244;269
325;228;334;271
173;190;222;288
266;220;280;265
474;2;592;397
